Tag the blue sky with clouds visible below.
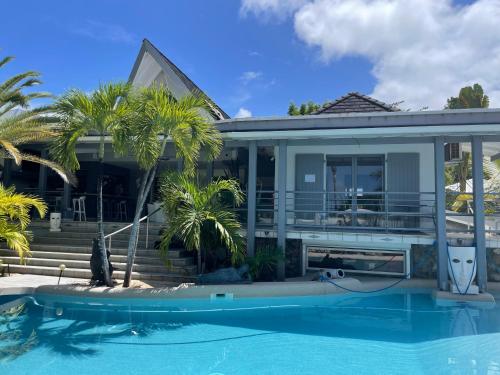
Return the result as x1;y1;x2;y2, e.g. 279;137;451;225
1;0;497;117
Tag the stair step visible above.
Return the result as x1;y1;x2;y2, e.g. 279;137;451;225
0;256;196;274
3;264;196;282
33;236;158;247
32;231;162;242
36;244;186;257
0;250;193;266
18;244;189;258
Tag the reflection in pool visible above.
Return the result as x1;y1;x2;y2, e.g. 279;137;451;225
1;291;499;375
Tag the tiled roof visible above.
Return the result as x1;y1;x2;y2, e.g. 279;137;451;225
315;92;398;114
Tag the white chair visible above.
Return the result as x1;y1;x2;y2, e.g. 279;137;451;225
117;200;127;221
72;196;87;221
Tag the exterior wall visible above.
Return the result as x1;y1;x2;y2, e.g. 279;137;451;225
283;143;435;193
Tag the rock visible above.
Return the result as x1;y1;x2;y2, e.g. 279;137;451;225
198;265;251;284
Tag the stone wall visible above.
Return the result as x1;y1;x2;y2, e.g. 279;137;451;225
487;248;500;282
410;244;437;279
411;245;500;282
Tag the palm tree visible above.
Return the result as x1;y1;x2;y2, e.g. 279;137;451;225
50;83;132;286
117;85;222;287
0;184;47;262
158;172;245;273
0;56;73;184
445;84;489;193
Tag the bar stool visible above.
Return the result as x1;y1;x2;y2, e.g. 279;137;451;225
117;200;127;221
72;196;87;221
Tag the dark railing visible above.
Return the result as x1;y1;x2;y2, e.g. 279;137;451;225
287;190;436;234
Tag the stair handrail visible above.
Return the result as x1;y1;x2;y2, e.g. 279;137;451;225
103;206;163;253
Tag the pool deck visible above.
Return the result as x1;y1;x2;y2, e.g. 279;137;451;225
1;274;498;303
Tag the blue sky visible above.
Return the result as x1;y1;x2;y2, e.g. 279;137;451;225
1;0;498;117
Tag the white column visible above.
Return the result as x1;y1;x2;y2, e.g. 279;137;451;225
277;139;287;280
434;137;448;290
246;141;257;257
472;136;487;291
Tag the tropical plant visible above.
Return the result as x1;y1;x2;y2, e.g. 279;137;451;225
445;83;490;193
158;172;245;274
117;85;222;287
0;184;47;262
50;83;132;286
246;244;283;281
0;56;72;183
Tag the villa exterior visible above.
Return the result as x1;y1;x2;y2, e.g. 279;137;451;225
3;39;500;291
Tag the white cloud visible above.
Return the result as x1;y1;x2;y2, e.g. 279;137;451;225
240;0;308;19
235;107;253;118
239;71;263;84
241;0;500;109
72;20;137;44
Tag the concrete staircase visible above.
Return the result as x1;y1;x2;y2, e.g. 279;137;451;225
0;220;197;283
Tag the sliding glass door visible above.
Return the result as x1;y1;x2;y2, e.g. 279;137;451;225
326;155;384;227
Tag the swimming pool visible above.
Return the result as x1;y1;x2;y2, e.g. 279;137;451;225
1;290;499;375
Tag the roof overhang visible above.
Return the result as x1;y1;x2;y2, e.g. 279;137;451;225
215;108;500;142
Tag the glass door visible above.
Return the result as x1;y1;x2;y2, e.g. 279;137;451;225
326;155;384;227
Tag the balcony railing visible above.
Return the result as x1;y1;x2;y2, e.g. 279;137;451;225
238;190;437;234
286;191;436;233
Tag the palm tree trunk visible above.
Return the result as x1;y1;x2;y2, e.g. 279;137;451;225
96;154;113;287
123;165;158;287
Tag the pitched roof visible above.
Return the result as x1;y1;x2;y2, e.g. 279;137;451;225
128;39;230;120
314;92;398;114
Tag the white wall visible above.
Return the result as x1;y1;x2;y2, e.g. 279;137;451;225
279;143;435;193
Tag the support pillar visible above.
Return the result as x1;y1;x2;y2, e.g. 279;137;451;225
277;140;287;280
434;137;448;291
38;149;48;198
246;141;257;257
62;182;72;219
2;158;12;186
206;160;213;183
472;136;487;291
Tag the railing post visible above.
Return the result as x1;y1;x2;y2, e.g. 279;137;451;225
247;141;257;257
108;236;112;254
472;136;487;292
434;137;448;291
385;191;389;233
277;140;287;280
38;149;48;200
146;216;149;249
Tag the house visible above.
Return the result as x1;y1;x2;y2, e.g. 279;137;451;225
3;39;500;289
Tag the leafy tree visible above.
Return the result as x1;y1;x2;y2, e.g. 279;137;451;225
0;56;73;183
0;184;47;262
51;83;132;286
118;85;222;287
158;172;245;274
288;100;332;116
445;83;489;193
446;83;489;109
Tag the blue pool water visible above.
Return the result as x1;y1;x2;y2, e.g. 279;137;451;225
1;291;499;375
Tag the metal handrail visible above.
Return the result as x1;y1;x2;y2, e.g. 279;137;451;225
103;206;163;253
